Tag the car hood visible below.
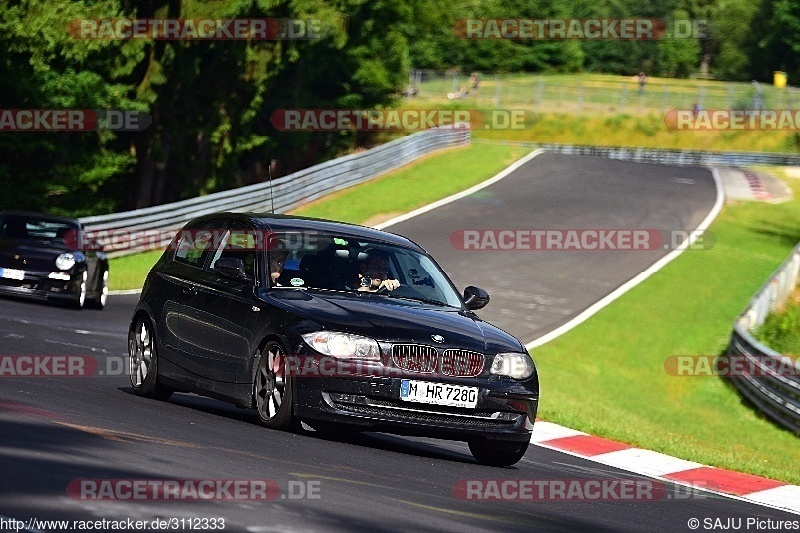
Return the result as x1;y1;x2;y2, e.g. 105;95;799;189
268;290;525;354
0;239;71;272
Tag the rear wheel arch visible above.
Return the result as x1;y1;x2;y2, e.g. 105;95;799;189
130;309;154;334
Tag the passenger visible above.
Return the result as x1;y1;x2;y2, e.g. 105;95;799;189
356;250;400;292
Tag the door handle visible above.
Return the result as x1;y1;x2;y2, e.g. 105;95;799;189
182;285;197;295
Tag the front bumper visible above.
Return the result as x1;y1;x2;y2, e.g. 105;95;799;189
293;374;538;443
0;269;81;302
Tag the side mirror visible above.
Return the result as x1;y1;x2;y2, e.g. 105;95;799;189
214;257;249;281
463;285;490;310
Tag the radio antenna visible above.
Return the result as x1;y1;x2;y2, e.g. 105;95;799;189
267;159;276;214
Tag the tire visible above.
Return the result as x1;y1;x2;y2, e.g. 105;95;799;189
254;340;295;429
71;270;88;309
128;315;173;400
86;269;108;310
468;438;529;467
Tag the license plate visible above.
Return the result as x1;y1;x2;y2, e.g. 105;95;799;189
0;268;24;281
400;379;478;408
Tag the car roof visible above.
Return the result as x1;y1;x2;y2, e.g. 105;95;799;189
186;212;424;252
0;210;80;225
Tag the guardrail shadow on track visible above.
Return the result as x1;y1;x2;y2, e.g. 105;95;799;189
727;242;800;435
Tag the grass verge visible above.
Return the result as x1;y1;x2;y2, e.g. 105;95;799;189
471;113;800;153
755;290;800;356
531;167;800;484
108;250;162;291
289;143;526;223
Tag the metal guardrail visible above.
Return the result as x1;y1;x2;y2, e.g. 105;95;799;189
727;242;800;435
474;139;800;167
78;127;470;257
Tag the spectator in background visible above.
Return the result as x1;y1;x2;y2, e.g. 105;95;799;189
469;72;480;96
638;72;647;94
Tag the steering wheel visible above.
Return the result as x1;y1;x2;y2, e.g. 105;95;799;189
375;282;402;294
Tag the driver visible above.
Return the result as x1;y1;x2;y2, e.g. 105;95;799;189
269;249;289;286
357;250;400;292
268;238;290;287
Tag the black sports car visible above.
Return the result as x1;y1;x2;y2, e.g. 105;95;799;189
0;211;109;309
129;213;538;465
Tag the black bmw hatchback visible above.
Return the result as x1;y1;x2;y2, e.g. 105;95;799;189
129;213;538;466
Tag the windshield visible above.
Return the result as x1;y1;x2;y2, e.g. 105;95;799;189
0;215;78;243
268;231;463;308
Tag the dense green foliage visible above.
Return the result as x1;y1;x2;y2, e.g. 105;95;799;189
0;0;797;216
756;298;800;356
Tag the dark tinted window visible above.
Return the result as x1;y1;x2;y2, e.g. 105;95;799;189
0;215;77;241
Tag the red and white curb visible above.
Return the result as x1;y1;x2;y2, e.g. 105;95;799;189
740;169;772;201
531;420;799;514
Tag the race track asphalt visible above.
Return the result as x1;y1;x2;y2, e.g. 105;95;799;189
385;152;718;343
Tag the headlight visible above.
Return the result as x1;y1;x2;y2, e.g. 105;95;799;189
490;352;535;380
301;331;381;360
55;253;76;271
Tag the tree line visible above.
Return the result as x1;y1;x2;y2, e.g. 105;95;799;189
1;0;797;217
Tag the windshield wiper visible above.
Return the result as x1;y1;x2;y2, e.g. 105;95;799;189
377;293;456;308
